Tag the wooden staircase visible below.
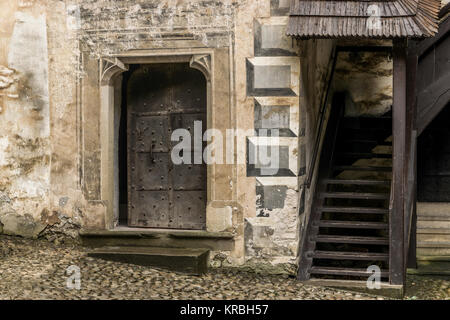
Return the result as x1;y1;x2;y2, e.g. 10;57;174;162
299;97;393;283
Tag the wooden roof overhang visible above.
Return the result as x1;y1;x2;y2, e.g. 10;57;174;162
287;0;442;39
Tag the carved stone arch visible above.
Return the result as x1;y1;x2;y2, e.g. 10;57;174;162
189;54;212;81
100;57;129;86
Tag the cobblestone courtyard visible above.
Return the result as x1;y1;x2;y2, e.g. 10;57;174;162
0;235;448;300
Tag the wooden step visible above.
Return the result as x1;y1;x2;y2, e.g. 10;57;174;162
315;220;388;229
324;179;391;186
418;215;450;222
418;228;450;234
333;165;392;172
417;248;450;256
318;206;389;214
87;246;209;275
310;266;389;277
418;234;450;242
417;202;450;218
320;192;389;200
417;241;450;248
336;152;392;159
312;235;389;245
310;250;389;261
418;220;450;230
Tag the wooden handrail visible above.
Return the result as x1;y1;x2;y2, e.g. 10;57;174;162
404;130;417;266
304;48;338;188
389;177;394;214
304;45;393;188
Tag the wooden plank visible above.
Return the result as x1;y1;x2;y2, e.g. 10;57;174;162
417;228;450;234
406;42;418;270
416;73;450;135
311;251;389;261
411;17;450;57
408;195;418;269
310;266;389;277
333;165;392;172
316;220;389;229
324;179;391;186
318;206;389;214
319;192;390;200
335;152;392;159
313;235;389;245
391;39;407;285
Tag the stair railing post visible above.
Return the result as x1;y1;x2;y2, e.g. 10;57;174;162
391;39;407;286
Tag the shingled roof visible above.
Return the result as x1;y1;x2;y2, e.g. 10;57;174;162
287;0;442;38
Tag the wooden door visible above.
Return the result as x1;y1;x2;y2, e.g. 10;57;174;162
127;63;207;229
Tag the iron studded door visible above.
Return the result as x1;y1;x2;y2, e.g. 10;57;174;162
127;63;207;229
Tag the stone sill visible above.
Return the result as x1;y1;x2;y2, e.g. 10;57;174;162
79;227;234;240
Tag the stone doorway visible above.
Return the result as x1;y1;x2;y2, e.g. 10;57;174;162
119;63;207;229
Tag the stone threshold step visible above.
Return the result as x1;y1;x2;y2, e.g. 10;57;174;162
79;228;234;251
80;228;233;239
88;246;209;275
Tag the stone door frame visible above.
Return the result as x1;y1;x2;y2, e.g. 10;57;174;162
99;49;214;229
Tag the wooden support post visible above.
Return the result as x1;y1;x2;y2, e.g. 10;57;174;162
406;41;418;269
408;204;418;269
391;39;407;285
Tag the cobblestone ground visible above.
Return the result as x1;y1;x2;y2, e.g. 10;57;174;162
0;235;449;300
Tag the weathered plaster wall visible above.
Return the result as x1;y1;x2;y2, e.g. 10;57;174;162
232;0;303;275
0;0;241;241
334;51;393;117
0;1;51;238
0;0;395;275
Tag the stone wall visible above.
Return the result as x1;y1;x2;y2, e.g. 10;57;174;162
0;0;394;275
0;1;52;238
240;0;302;274
0;0;240;241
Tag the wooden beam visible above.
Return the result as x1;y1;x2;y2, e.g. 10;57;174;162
416;73;450;135
407;203;418;269
406;41;418;269
411;17;450;57
391;39;407;285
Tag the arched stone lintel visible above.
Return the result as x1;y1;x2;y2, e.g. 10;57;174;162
189;54;212;81
101;57;129;86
